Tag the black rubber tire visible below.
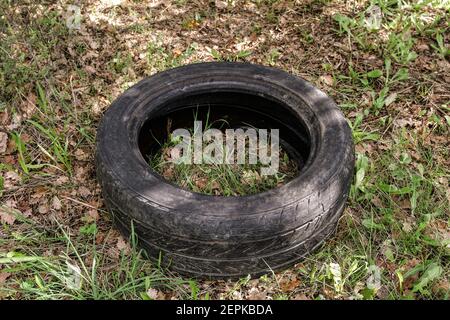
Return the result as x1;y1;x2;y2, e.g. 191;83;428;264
95;62;354;278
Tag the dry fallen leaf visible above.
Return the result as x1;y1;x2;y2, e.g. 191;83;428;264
280;276;300;292
247;287;267;300
84;65;96;74
55;176;69;186
416;43;429;52
116;236;130;253
371;196;383;207
74;165;89;181
20;92;36;118
162;165;174;180
0;132;8;154
291;293;310;300
146;288;160;300
3;171;19;190
22;208;32;217
0;272;11;285
38;203;49;214
172;48;182;57
195;177;208;190
215;0;228;9
0;109;9;126
211;180;220;190
95;232;105;245
402;221;413;232
399;198;411;209
74;148;89;161
51;196;62;210
319;75;334;86
78;186;92;197
0;202;18;225
88;209;99;221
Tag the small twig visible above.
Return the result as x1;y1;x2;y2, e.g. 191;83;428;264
62;196;108;214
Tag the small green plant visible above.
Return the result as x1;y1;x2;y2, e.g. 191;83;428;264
334;14;357;36
266;49;280;66
430;32;449;58
79;223;97;236
148;113;298;196
210;49;252;62
0;219;191;299
348;113;380;144
387;32;417;65
110;52;133;74
333;13;372;49
147;41;196;72
343;58;409;114
27;119;72;175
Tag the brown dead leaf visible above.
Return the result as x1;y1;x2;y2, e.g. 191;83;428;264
0;210;16;224
371;196;383;207
319;75;334;86
211;180;220;190
162;165;174;180
0;109;9;126
78;186;92;197
433;279;450;294
146;288;159;299
0;272;11;284
215;0;228;9
22;208;32;218
0;201;18;225
117;236;130;253
88;209;99;221
7;113;21;131
401;258;421;290
30;186;47;203
74;165;89;181
402;221;413;232
21;92;36;118
3;171;20;190
195;177;208;190
280;276;300;292
416;43;429;52
0;132;8;154
84;65;96;74
292;293;310;300
398;198;411;209
95;232;105;245
38;203;49;214
146;287;166;299
247;287;267;300
55;176;69;186
51;196;62;210
172;49;182;57
376;285;390;299
74;148;89;161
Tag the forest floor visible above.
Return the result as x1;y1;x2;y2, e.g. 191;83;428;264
0;0;449;299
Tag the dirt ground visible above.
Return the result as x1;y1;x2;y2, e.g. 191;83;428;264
0;0;449;299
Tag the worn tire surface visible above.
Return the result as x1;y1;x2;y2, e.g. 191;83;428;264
95;62;354;278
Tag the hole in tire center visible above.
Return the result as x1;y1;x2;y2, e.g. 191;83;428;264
138;91;312;196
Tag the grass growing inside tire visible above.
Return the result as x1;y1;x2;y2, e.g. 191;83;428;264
149;129;299;196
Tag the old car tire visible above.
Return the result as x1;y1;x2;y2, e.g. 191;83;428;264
95;62;354;278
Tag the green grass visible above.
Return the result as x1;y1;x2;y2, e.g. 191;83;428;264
0;217;192;300
149;138;298;197
0;0;448;300
148;115;299;196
